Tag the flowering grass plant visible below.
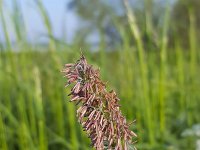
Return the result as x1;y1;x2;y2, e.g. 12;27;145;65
62;55;137;150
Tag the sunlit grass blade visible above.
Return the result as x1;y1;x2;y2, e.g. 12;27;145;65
33;66;48;150
11;0;27;45
65;98;79;150
123;0;154;144
144;0;153;47
188;9;197;126
175;42;185;112
0;112;8;150
35;0;56;52
0;0;11;50
159;2;170;136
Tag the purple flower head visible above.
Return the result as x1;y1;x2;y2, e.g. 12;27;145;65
62;55;137;150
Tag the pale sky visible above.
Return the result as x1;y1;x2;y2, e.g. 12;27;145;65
0;0;176;45
0;0;79;43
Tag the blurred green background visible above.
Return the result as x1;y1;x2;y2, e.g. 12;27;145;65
0;0;200;149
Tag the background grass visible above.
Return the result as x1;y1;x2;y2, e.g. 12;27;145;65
0;0;200;150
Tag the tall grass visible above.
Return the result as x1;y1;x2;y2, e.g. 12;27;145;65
158;3;170;137
123;0;153;144
0;0;200;150
36;0;56;52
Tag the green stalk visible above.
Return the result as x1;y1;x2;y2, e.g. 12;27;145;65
27;90;38;145
20;52;38;145
11;0;27;46
36;0;56;52
33;66;48;150
99;26;106;79
189;10;196;77
118;25;145;141
144;0;153;48
17;93;30;149
66;98;79;150
123;0;154;144
0;112;8;150
0;1;17;87
159;3;170;135
0;0;11;50
54;92;65;138
188;9;196;126
175;42;185;112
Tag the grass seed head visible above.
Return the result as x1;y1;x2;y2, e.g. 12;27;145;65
62;54;137;150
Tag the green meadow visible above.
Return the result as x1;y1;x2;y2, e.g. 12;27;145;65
0;0;200;149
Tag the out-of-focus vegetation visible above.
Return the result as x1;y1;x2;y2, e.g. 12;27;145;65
0;0;200;149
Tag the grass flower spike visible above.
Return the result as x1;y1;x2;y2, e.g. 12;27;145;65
62;54;137;150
